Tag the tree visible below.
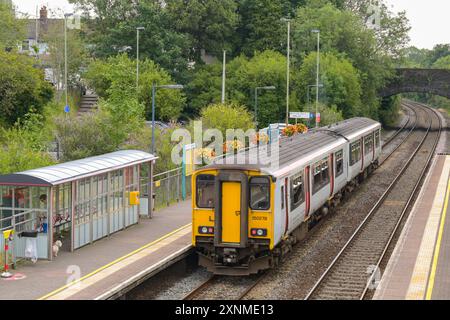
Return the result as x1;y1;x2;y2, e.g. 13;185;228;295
42;16;87;91
0;109;55;175
186;51;287;127
200;103;255;138
292;2;396;118
0;3;26;49
296;52;362;118
71;0;192;81
84;54;186;122
166;0;238;60
0;52;54;127
427;44;450;66
54;110;127;161
236;0;287;57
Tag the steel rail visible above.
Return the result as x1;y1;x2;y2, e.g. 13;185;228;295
304;103;439;300
360;102;442;300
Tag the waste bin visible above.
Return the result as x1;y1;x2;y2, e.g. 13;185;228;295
21;231;38;263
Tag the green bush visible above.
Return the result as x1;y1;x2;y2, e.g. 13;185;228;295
54;110;128;162
0;52;54;127
199;103;255;137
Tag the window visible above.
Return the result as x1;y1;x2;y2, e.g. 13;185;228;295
335;150;344;177
196;175;215;208
313;157;330;194
250;177;270;210
364;134;374;155
350;141;362;166
281;186;285;210
375;130;380;148
290;172;304;211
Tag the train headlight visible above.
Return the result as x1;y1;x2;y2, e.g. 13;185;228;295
198;226;214;235
251;228;267;237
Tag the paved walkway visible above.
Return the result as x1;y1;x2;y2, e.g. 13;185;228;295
374;109;449;300
0;200;192;300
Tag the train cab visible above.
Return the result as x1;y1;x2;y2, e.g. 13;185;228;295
192;166;276;275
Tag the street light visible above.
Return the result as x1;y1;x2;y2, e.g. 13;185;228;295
151;83;184;154
307;84;323;126
64;13;74;110
136;27;145;91
311;29;320;127
254;86;276;127
281;18;291;126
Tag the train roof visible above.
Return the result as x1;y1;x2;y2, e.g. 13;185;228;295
317;117;380;141
200;117;380;178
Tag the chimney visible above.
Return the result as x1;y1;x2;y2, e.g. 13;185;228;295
39;6;48;21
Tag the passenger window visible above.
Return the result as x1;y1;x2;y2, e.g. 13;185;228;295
313;157;329;194
350;141;361;166
290;172;304;211
364;134;374;155
249;177;270;210
335;150;344;177
196;175;215;208
375;130;380;148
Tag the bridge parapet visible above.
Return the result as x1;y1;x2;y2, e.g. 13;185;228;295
381;68;450;99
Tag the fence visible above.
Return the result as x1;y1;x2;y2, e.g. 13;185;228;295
140;167;192;211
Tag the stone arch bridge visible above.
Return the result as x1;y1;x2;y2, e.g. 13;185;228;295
380;68;450;99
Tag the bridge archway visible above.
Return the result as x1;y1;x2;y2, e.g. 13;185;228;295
380;68;450;99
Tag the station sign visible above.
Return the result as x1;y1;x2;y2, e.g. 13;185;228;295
290;112;311;119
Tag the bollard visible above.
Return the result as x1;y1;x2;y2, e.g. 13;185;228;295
1;229;14;279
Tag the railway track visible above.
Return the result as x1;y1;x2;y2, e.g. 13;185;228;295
183;103;421;301
304;102;442;300
182;274;265;300
382;104;414;148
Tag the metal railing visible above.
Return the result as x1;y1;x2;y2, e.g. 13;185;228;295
140;167;192;211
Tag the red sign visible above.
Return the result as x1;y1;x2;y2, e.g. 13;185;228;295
316;113;321;123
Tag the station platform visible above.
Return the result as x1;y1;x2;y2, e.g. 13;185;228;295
374;110;449;300
0;200;192;300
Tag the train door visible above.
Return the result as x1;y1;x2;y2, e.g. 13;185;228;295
221;182;241;243
329;154;335;198
305;166;311;218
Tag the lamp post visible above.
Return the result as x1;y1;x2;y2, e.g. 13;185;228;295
311;29;320;127
64;13;73;109
151;84;184;155
136;27;145;91
281;18;291;126
307;84;323;127
254;86;276;127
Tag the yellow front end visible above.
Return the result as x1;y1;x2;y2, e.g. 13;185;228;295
192;169;274;250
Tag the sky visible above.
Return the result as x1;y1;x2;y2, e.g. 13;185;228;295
12;0;450;50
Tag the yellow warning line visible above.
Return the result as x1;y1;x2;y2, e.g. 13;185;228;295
425;176;450;300
38;223;192;300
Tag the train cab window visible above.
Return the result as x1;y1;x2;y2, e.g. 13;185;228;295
249;177;270;211
335;150;344;177
281;186;285;210
375;130;380;148
313;157;330;194
350;141;361;166
196;175;215;208
364;134;374;155
290;172;304;211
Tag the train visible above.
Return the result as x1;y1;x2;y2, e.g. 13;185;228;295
191;118;382;275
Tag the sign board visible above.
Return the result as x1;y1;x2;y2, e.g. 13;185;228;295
182;143;196;201
316;113;321;123
290;112;311;119
183;143;196;177
64;105;70;113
